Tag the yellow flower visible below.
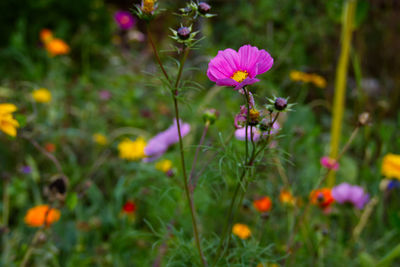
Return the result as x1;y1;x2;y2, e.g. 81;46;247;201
0;103;19;137
382;154;400;180
45;38;70;56
155;159;172;173
310;74;327;88
289;70;304;82
93;133;108;146
290;70;326;88
24;205;60;227
118;137;147;160
279;189;296;206
32;88;52;103
232;223;251;240
142;0;156;13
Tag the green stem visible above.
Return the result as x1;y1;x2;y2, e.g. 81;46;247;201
189;121;210;191
146;25;206;266
328;0;357;186
172;47;206;267
2;178;9;227
146;24;171;85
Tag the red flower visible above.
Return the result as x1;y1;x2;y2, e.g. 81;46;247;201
45;142;56;153
123;201;137;214
253;196;272;213
310;188;334;209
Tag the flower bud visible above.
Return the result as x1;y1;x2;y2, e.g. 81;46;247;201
202;108;219;124
358;112;371;126
198;2;211;15
177;27;191;40
274;97;287;111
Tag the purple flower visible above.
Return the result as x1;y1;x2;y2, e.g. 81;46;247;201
144;120;190;161
234;122;280;142
332;183;370;209
114;11;136;30
20;166;32;174
207;45;273;90
99;90;111;101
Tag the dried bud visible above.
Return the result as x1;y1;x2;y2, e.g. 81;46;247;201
36;232;47;244
358;112;371;126
249;108;260;125
142;0;156;14
274;97;288;111
261;212;270;220
177;27;191;40
198;2;211;15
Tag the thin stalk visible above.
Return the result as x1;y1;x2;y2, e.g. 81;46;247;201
189;121;210;191
146;24;171;85
328;0;357;186
2;178;9;227
172;47;206;266
146;24;206;266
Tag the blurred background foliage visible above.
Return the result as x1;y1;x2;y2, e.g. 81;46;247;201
1;0;400;266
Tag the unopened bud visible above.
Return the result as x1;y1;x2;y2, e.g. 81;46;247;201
202;108;219;124
274;97;288;111
177;27;191;40
198;2;211;15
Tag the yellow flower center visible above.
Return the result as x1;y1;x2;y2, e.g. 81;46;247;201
231;70;248;83
143;0;155;13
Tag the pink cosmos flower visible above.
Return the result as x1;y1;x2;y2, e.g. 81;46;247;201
144;120;190;161
207;45;273;90
114;11;136;30
320;156;339;170
235;122;280;142
332;183;369;209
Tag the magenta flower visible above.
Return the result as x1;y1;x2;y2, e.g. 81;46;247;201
207;45;273;90
235;122;279;142
332;183;370;209
320;156;339;171
144;120;190;161
114;11;136;30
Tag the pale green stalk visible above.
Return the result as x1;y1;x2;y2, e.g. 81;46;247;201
328;0;357;186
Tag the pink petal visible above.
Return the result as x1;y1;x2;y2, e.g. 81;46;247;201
256;49;274;75
238;45;261;78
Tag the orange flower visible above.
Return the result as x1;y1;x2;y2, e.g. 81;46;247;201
45;39;70;56
232;223;251;239
310;188;334;209
253;196;272;213
24;205;60;227
45;142;56;153
279;189;296;206
40;29;53;43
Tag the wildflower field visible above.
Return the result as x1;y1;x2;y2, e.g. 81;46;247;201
1;0;400;266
